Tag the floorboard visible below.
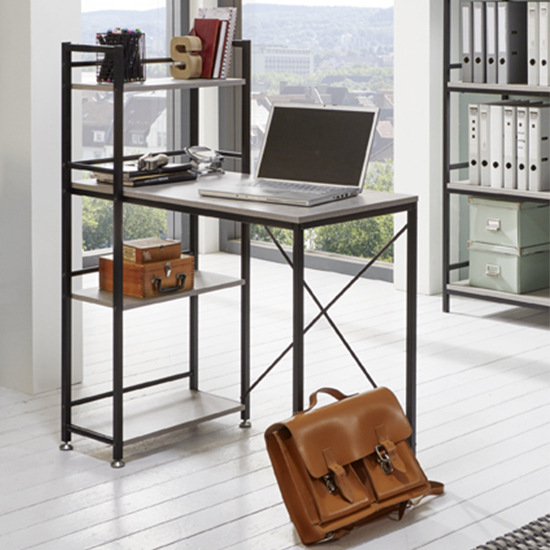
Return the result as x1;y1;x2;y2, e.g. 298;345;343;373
0;252;548;550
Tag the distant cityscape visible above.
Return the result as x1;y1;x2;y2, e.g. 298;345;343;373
81;5;394;164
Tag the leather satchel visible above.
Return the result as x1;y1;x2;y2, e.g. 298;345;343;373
265;387;443;545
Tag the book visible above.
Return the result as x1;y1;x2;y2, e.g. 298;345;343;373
196;7;237;79
96;170;197;187
93;162;193;183
190;18;221;79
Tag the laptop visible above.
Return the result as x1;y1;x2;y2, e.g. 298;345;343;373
198;102;379;207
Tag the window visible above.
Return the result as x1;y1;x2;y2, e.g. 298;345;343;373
80;1;178;255
241;0;395;267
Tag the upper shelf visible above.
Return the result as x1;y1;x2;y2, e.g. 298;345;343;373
447;81;550;96
72;76;246;92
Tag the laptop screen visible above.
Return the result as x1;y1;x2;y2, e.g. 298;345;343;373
256;103;378;187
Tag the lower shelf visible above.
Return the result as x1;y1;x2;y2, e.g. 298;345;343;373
74;389;245;445
72;270;244;310
447;280;550;309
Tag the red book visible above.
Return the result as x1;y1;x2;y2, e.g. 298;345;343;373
190;18;220;79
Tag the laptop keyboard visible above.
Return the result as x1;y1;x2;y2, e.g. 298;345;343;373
253;180;346;195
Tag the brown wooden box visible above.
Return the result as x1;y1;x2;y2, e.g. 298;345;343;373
122;238;181;264
99;254;195;298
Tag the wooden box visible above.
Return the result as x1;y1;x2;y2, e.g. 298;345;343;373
99;254;195;298
122;238;181;264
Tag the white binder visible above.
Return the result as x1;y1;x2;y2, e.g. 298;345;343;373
489;104;504;188
462;2;474;83
469;104;480;184
528;105;550;192
540;2;550;86
528;2;540;86
473;2;486;83
517;106;530;190
503;106;518;189
479;104;491;186
485;2;498;84
497;1;528;84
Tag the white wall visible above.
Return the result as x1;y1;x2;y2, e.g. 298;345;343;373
394;0;444;295
0;0;82;393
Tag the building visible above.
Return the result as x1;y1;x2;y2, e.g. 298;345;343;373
252;45;313;76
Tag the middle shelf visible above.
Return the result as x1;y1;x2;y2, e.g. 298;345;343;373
73;270;244;310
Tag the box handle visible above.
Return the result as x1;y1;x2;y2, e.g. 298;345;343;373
485;264;501;277
151;273;186;293
486;218;501;232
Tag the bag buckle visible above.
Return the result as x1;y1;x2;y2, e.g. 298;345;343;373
323;474;337;494
375;444;393;475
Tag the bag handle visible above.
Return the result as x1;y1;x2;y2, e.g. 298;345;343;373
301;388;352;414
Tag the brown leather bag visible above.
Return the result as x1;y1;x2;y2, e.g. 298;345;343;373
265;387;443;545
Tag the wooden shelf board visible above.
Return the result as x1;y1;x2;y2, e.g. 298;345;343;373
447;280;550;308
74;390;244;445
73;270;244;310
72;77;245;92
448;182;550;202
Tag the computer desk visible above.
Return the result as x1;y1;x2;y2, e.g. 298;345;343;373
75;172;419;449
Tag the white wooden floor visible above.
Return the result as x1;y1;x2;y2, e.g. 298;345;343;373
1;252;549;550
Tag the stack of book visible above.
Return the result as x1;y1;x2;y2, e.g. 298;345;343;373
190;7;238;79
93;162;196;187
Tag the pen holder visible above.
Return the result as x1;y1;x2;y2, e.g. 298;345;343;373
96;29;146;83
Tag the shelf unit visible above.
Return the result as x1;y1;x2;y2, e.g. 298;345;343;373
442;0;550;312
61;41;251;467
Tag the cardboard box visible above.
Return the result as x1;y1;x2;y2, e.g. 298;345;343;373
468;241;550;293
469;197;550;248
99;254;194;298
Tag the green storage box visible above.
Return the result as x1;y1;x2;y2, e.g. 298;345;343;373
469;197;550;248
468;241;550;294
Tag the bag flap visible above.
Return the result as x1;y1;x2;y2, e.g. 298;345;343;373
272;387;412;479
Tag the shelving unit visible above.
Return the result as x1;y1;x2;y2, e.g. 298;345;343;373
61;40;251;467
442;0;550;312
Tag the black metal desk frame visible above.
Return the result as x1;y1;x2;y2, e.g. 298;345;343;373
61;43;418;467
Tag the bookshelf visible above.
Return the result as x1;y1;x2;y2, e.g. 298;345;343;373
443;0;550;312
61;40;251;467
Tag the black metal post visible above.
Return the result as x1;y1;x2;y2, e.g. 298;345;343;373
240;40;251;175
189;214;199;391
240;223;251;426
293;227;305;413
442;0;452;313
406;203;418;453
60;43;73;451
111;45;125;468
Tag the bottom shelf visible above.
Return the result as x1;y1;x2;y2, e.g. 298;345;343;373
74;389;245;445
447;281;550;309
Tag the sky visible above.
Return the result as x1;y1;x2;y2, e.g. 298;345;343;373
82;0;393;12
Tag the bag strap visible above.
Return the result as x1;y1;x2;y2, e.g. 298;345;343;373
301;388;352;414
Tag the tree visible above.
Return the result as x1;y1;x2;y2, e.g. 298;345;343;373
82;197;167;251
312;161;394;261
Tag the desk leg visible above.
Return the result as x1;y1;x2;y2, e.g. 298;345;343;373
240;223;251;426
293;227;305;413
406;203;418;453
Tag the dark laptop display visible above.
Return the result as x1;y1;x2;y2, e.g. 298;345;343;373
199;103;379;206
257;105;376;186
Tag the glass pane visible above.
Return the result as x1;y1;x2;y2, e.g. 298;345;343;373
244;0;394;262
80;1;169;253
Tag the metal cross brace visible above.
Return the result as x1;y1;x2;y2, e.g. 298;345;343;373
243;223;408;399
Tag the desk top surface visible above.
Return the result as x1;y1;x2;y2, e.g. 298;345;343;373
74;172;418;228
